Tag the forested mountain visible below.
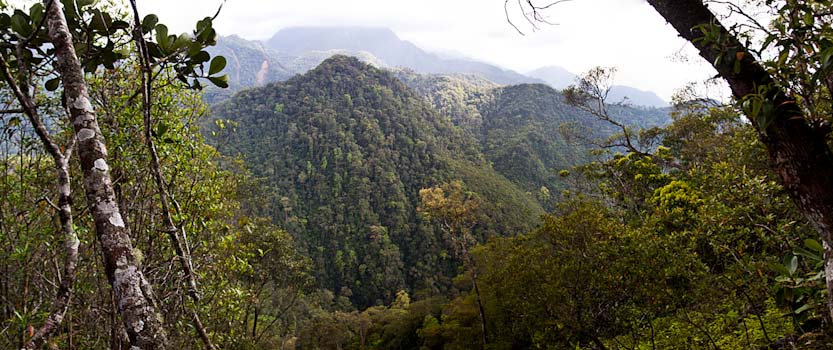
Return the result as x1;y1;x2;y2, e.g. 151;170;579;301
397;70;671;206
478;84;597;196
209;56;542;307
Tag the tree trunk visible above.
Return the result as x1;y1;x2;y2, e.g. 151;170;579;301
0;46;79;350
471;269;489;350
645;0;833;321
462;239;488;350
44;1;168;348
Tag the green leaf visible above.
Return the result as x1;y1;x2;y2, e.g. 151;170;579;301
794;303;812;315
757;100;775;129
171;34;190;51
208;74;229;88
28;3;43;24
45;77;60;91
60;0;77;18
803;12;814;27
200;28;217;45
820;47;833;68
146;42;163;59
83;59;99;73
190;50;210;64
88;9;107;33
155;122;169;138
155;24;169;51
787;255;798;275
142;14;159;33
804;239;824;253
794;246;822;263
208;55;226;75
0;14;11;29
761;34;776;51
196;16;212;33
187;42;204;56
769;261;790;276
10;11;31;38
777;50;789;66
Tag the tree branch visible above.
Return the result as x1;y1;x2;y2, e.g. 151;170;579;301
128;2;216;349
0;38;79;350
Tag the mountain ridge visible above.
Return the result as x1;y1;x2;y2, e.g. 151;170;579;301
265;26;543;86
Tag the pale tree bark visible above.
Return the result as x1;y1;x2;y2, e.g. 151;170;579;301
0;46;78;350
44;0;168;348
643;0;833;322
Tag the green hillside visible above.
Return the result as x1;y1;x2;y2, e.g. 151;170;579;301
209;56;541;307
399;73;671;207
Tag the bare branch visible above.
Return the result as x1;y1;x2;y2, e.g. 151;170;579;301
505;0;526;35
129;1;216;349
505;0;573;34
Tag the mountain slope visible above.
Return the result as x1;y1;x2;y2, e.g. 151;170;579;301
203;35;294;103
209;56;542;307
394;69;499;132
478;84;592;196
398;72;672;207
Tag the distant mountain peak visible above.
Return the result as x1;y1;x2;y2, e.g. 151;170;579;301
526;66;578;90
267;26;402;56
527;65;668;108
273;26;398;37
264;26;541;86
607;85;668;108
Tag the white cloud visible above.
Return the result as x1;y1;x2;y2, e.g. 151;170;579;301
11;0;725;100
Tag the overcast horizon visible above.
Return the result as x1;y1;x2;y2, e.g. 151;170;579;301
12;0;730;101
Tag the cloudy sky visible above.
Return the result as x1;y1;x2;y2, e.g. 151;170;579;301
25;0;727;101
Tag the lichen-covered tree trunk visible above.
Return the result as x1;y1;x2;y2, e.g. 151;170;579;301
44;1;168;348
645;0;833;322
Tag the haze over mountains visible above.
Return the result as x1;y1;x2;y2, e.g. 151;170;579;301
207;26;669;107
527;66;669;107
